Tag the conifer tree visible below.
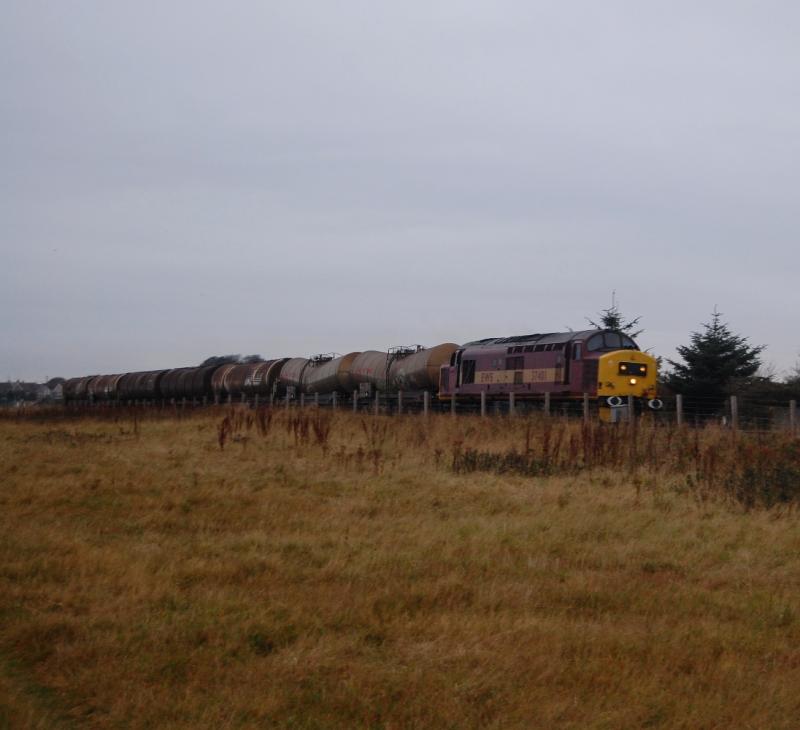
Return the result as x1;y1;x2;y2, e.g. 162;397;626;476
587;293;643;338
665;310;763;414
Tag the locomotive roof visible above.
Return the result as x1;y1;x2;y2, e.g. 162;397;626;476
462;329;607;347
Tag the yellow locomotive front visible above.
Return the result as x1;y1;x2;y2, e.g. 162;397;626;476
596;349;660;416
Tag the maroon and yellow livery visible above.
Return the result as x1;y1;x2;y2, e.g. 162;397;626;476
438;329;660;411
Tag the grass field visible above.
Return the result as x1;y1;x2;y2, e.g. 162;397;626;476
1;407;800;728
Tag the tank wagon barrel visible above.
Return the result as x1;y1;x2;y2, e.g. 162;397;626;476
212;359;289;399
210;363;239;399
63;375;97;402
302;353;360;394
389;343;459;391
117;370;168;401
180;369;197;399
243;359;288;396
350;351;390;391
160;368;192;400
88;374;125;401
349;344;458;393
278;358;309;394
189;365;220;400
117;373;137;400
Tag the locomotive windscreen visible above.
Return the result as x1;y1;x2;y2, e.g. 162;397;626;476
618;362;647;377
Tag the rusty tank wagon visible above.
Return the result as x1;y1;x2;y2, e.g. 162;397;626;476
212;359;288;399
117;370;168;401
389;343;459;392
63;375;98;402
302;353;360;394
349;351;390;392
277;358;309;396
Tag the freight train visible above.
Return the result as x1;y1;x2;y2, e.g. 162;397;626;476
61;328;661;414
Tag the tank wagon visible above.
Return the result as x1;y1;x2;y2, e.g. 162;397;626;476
348;344;459;397
349;351;390;392
159;368;193;401
439;329;660;415
118;370;168;401
302;353;360;395
210;363;238;399
212;359;288;400
390;344;458;392
278;358;309;397
88;374;125;401
63;375;98;403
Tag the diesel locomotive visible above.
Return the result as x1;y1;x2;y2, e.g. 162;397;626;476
439;329;660;414
61;328;660;413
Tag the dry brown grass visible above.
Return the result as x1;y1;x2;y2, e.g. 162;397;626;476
1;408;800;728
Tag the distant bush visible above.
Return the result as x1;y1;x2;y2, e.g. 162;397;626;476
722;440;800;509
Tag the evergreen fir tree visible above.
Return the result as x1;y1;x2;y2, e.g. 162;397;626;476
665;310;763;415
587;293;643;338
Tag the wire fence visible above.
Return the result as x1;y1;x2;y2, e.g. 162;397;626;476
5;389;795;436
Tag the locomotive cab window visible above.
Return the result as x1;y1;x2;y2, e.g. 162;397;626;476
461;359;476;385
587;333;639;352
618;362;647;377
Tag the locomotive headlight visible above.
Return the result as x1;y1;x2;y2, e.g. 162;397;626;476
629;378;637;385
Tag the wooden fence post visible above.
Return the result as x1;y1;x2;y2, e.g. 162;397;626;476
374;391;379;416
353;390;358;413
627;395;635;424
331;392;337;410
480;390;487;418
397;390;403;415
423;390;430;417
790;399;797;435
730;395;738;431
676;394;683;426
300;393;305;409
451;394;456;416
583;393;590;423
544;391;550;416
509;392;515;416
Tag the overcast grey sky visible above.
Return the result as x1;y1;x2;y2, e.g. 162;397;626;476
2;1;798;380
